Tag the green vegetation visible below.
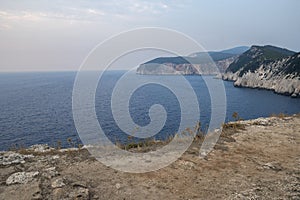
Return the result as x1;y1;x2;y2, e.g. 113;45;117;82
226;45;296;76
259;45;295;60
144;55;214;65
143;48;249;66
143;46;250;66
282;52;300;75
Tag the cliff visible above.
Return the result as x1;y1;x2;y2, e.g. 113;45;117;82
223;45;300;97
1;115;299;199
137;56;236;75
136;46;248;75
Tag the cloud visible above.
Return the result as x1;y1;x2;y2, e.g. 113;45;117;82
127;1;169;14
0;0;180;25
0;10;43;21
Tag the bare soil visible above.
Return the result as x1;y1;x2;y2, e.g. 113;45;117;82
0;115;299;200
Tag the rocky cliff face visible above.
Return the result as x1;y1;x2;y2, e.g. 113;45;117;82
223;46;300;97
136;47;249;75
136;56;236;75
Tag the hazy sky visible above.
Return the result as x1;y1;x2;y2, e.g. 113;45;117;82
0;0;299;72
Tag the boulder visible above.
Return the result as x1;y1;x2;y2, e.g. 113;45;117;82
6;171;39;185
0;152;34;166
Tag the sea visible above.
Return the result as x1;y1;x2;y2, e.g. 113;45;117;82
0;70;299;151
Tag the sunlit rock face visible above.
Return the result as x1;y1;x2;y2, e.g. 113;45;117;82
136;47;249;75
223;46;300;97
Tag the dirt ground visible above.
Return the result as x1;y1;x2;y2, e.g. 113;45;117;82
0;115;299;200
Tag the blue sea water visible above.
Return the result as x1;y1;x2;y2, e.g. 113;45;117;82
0;71;299;150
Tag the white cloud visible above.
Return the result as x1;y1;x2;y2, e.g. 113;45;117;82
0;0;179;25
0;10;41;21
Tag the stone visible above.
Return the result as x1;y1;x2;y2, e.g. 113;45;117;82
52;155;60;159
136;56;235;75
28;144;55;153
263;162;282;171
72;181;87;188
52;188;65;200
6;171;39;185
32;190;42;200
223;64;300;97
51;178;65;188
0;152;34;165
69;187;90;199
178;160;195;169
115;183;121;190
43;167;59;178
1;180;42;200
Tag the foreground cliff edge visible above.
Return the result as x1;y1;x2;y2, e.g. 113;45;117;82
1;114;299;199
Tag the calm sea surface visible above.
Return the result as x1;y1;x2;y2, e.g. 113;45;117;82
0;71;299;150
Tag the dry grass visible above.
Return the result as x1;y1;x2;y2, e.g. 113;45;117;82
270;113;289;119
7;116;251;155
222;122;246;135
8;138;83;156
295;113;300;118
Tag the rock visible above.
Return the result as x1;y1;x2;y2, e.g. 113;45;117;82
0;152;34;165
59;148;79;152
223;46;300;97
247;118;274;126
223;49;300;97
43;167;59;178
28;144;55;153
115;183;121;190
6;171;39;185
291;93;297;98
136;56;236;75
263;162;282;171
72;181;87;188
199;152;208;158
32;190;42;200
52;188;65;200
52;155;60;159
177;160;195;169
51;178;65;188
92;194;100;199
69;187;90;199
1;179;42;200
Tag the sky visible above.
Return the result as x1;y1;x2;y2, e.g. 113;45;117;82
0;0;299;72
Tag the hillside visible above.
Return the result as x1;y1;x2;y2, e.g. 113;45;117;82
223;45;300;97
136;46;249;75
226;45;295;75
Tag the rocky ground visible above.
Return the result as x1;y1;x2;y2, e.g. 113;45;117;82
0;115;299;200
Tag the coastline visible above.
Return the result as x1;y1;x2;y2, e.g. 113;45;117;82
222;77;300;98
222;73;300;98
1;114;299;199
